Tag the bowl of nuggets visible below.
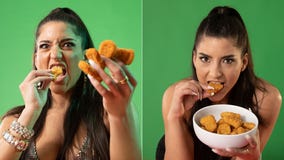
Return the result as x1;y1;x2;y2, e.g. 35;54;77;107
193;104;258;149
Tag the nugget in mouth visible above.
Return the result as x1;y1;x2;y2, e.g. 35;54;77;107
51;66;63;78
207;82;224;96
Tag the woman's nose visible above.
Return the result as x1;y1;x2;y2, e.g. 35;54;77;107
209;63;223;78
50;45;63;60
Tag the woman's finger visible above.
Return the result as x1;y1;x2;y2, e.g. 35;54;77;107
87;74;112;99
116;60;137;87
103;58;133;91
88;59;119;94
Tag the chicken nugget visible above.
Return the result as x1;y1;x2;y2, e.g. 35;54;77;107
78;60;102;82
217;118;226;125
217;123;231;135
243;122;256;130
200;115;217;132
222;116;243;128
99;40;134;65
232;126;250;134
221;112;241;119
85;48;105;68
51;66;63;78
99;40;117;58
114;48;134;65
207;82;223;96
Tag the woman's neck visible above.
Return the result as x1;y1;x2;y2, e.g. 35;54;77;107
50;90;72;110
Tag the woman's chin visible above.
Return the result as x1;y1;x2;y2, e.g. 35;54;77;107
208;93;227;104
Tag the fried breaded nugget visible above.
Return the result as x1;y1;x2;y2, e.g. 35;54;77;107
222;116;243;128
78;40;135;81
114;48;134;65
200;115;217;132
221;112;241;119
217;123;231;135
99;40;134;65
78;61;102;82
217;118;226;125
51;66;63;78
231;126;249;134
85;48;105;68
200;111;256;135
207;82;224;96
243;122;256;130
221;112;242;128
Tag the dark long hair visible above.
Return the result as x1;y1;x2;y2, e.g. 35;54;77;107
3;8;110;159
189;6;266;160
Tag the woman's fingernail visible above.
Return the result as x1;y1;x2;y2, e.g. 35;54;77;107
207;85;214;89
88;60;97;69
87;74;93;80
192;91;198;96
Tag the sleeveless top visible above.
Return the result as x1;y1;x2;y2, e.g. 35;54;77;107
21;136;92;160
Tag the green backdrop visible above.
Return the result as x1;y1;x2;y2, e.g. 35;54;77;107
143;0;284;159
0;0;283;160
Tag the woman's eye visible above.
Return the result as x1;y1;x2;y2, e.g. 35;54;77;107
223;58;234;64
200;56;210;63
39;44;50;49
61;42;75;49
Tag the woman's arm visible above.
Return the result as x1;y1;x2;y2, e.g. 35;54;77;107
0;116;22;160
108;105;141;160
88;58;141;160
0;70;53;160
163;84;194;160
163;78;211;160
256;82;282;152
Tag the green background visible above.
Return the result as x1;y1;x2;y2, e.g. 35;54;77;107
0;0;283;160
143;0;284;159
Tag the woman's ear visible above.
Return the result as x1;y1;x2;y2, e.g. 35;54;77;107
34;53;38;69
241;53;248;71
192;51;197;67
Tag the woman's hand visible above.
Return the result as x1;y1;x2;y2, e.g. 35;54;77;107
19;70;54;111
212;131;261;160
167;79;212;119
87;58;136;119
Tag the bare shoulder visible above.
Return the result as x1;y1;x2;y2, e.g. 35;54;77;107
256;79;282;110
256;79;282;125
0;115;19;135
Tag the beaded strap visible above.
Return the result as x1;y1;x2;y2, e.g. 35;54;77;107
2;130;29;152
10;120;34;140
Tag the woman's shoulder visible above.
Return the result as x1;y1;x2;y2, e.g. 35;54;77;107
255;79;282;125
163;77;193;98
0;113;20;136
0;105;24;132
256;79;282;108
1;105;24;121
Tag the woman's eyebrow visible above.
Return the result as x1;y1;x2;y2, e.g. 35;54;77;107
198;52;211;58
221;54;235;59
38;40;51;43
60;38;77;43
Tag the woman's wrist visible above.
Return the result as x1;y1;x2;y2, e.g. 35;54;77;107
17;107;41;128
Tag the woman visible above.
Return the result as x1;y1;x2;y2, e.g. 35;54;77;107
157;6;282;160
0;8;140;160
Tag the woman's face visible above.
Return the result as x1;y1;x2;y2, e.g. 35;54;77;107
35;21;84;94
193;36;248;103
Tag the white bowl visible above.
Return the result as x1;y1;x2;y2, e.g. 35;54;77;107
192;104;258;149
